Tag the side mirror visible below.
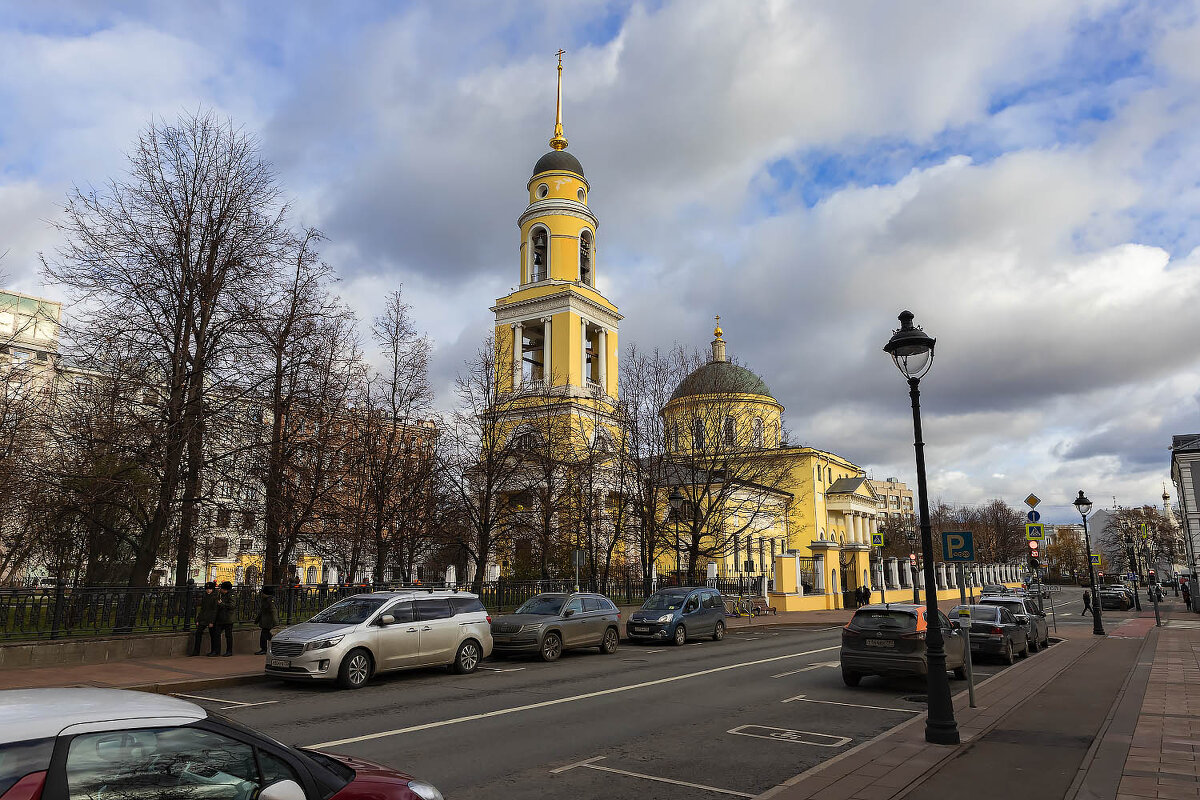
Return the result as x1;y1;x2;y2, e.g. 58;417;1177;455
563;609;575;618
259;780;306;800
378;614;395;626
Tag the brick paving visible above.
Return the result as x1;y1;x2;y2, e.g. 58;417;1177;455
0;652;266;692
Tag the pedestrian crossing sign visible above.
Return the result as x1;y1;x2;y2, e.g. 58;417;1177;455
1091;554;1101;566
871;533;884;547
1025;523;1045;541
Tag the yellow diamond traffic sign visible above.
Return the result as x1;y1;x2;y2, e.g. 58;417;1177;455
1024;493;1040;508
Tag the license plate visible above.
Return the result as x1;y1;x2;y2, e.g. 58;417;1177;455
864;639;895;648
270;658;290;668
632;626;650;633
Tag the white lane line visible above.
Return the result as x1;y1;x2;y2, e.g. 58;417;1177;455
780;694;919;713
479;667;526;672
551;756;754;797
172;692;277;709
644;649;665;653
771;661;840;678
307;644;840;748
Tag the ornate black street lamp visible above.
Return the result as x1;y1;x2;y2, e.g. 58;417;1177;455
669;487;684;583
1075;491;1105;636
884;311;958;746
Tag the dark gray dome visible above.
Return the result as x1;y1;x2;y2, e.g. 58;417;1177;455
670;361;774;402
532;150;585;178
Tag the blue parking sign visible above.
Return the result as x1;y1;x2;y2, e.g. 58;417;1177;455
942;531;975;562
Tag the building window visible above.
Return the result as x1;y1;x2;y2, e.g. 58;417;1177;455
579;229;593;286
211;537;229;558
242;510;255;530
239;538;253;551
752;417;764;448
530;227;549;282
723;416;736;447
692;418;705;451
216;508;231;528
536;183;549;199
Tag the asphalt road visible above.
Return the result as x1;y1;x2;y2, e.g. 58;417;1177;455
175;623;1041;800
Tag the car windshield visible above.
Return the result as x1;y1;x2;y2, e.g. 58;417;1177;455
950;605;997;622
979;599;1022;613
851;610;917;630
308;597;386;625
642;592;688;611
515;595;566;615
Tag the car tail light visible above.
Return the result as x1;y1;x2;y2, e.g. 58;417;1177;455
990;626;1004;635
900;630;926;640
842;627;861;637
486;616;492;624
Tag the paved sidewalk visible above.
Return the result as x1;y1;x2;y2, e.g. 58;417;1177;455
0;652;266;693
760;597;1191;800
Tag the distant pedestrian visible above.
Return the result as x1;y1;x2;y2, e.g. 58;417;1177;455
1082;590;1093;616
213;580;236;657
254;586;278;655
863;586;872;605
190;581;219;656
1183;583;1192;608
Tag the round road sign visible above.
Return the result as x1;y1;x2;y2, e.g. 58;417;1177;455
1027;510;1040;523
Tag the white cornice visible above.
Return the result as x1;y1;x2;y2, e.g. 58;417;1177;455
517;200;598;231
492;289;622;328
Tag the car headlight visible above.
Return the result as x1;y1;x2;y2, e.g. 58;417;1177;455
407;780;444;800
304;635;345;651
521;622;544;633
656;614;674;623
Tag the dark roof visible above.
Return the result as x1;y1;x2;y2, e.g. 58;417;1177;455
532;150;585;178
670;361;773;402
1172;434;1200;453
826;476;870;495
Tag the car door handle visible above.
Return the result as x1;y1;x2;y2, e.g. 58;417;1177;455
422;626;433;631
406;628;418;632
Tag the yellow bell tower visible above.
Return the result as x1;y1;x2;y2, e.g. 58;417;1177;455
491;52;622;429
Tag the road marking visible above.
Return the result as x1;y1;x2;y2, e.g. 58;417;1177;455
771;661;840;678
644;649;665;653
551;756;753;797
307;644;840;748
171;693;278;710
743;637;761;641
478;667;526;672
727;725;851;748
779;694;919;713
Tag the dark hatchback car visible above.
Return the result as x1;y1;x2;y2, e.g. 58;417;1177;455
1099;587;1132;610
626;587;725;646
490;593;621;662
977;596;1048;652
948;604;1026;665
840;603;967;686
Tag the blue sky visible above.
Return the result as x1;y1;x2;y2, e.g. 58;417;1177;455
2;1;1199;523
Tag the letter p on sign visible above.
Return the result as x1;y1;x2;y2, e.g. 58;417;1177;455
942;531;975;562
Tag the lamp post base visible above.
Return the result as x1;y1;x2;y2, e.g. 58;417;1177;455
925;720;961;746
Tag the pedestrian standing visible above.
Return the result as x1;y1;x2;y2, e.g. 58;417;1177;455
254;586;278;655
855;586;864;607
191;581;219;656
1183;583;1192;608
1082;589;1093;616
864;586;872;605
213;580;236;657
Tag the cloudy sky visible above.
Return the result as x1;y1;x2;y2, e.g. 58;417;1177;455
2;1;1198;523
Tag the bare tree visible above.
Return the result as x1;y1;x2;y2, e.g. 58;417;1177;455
1100;505;1180;577
44;110;292;586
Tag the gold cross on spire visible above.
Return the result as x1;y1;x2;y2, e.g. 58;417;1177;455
713;315;723;340
550;49;569;151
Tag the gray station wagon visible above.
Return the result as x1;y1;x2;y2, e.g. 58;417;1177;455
490;593;621;662
626;587;725;646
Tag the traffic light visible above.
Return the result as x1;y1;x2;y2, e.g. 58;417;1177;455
1149;569;1157;584
1027;539;1041;570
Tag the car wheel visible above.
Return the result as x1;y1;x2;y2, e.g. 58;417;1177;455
713;621;725;641
540;632;562;662
1042;633;1050;648
953;665;967;680
453;640;481;674
1028;635;1040;653
599;627;619;655
842;668;861;687
1019;639;1030;658
1002;639;1014;666
673;624;687;646
337;648;373;689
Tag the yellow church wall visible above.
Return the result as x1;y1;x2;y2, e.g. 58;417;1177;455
527;171;588;203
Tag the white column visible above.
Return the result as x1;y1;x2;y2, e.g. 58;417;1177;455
887;557;900;589
948;564;957;588
855;513;864;544
814;554;826;592
580;318;588;384
597;327;607;394
936;563;946;589
512;322;523;388
542;317;552;384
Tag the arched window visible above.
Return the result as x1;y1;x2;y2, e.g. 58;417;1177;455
751;417;764;448
579;229;593;286
530;227;549;282
827;467;833;483
723;416;736;447
673;424;682;451
692;418;705;450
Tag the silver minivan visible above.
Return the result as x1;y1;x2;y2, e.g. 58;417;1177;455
266;590;493;689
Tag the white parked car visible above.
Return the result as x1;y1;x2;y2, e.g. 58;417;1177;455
267;590;493;689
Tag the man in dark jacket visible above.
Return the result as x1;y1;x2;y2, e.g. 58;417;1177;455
254;586;278;655
213;580;236;657
191;581;219;656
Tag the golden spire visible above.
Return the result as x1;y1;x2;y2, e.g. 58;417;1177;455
713;314;724;340
549;49;569;151
711;316;727;362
